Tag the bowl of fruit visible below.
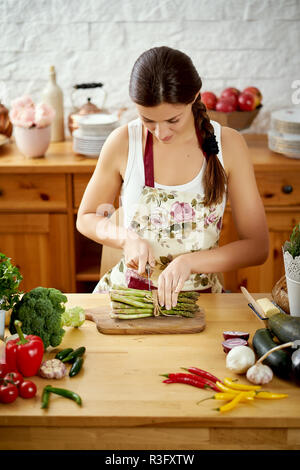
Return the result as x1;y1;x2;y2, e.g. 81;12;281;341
202;87;263;131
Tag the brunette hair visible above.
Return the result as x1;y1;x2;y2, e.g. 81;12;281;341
129;46;227;206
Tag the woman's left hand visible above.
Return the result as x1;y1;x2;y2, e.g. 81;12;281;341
157;255;192;310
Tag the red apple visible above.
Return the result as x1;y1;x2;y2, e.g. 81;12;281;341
220;87;240;99
243;86;262;107
216;98;237;113
201;91;217;110
238;91;256;111
220;93;238;108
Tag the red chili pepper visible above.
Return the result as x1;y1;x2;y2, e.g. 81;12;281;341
181;367;221;384
161;373;219;391
163;377;213;390
5;320;44;377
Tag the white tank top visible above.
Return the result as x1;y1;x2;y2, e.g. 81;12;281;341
120;117;226;228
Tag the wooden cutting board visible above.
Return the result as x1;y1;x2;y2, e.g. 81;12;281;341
84;305;206;335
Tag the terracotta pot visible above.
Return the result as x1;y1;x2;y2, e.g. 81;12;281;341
14;125;51;158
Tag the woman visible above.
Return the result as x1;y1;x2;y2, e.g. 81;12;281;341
76;46;269;311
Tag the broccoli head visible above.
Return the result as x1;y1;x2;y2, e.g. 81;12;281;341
9;286;68;349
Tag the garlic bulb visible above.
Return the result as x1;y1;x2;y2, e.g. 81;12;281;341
246;363;273;385
226;345;255;374
39;359;67;379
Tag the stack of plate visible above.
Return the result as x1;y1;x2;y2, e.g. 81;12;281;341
268;108;300;159
73;113;119;158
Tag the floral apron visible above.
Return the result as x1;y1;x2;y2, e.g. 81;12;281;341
93;125;226;293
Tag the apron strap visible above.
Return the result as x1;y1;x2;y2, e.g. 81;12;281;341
143;120;207;188
144;130;155;187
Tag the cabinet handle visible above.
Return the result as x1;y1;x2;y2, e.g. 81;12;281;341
282;185;293;194
0;188;3;197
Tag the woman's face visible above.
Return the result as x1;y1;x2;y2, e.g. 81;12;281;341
135;100;196;144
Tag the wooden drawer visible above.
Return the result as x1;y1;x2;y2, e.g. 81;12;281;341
255;172;300;206
0;174;67;211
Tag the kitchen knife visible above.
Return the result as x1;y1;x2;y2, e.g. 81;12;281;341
240;286;268;326
145;262;151;291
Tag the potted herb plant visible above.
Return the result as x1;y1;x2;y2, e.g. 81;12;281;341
0;253;23;340
282;222;300;317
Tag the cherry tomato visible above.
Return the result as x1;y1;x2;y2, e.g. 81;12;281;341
19;380;37;399
0;363;10;379
4;371;23;388
0;382;18;404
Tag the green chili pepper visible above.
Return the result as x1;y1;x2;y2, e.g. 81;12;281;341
45;385;82;406
41;386;51;409
69;356;84;377
55;348;74;361
62;346;86;363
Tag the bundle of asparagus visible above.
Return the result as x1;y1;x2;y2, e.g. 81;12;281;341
109;285;200;320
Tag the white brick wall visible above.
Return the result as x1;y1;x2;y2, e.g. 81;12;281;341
0;0;299;134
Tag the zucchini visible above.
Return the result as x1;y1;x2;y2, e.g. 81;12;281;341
268;312;300;343
291;349;300;386
252;328;292;379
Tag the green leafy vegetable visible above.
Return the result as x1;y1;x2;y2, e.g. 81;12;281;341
0;253;23;311
61;306;85;328
284;222;300;258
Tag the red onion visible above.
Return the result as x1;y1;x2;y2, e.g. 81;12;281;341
223;331;250;341
222;338;248;354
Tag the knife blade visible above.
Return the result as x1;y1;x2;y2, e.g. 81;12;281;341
240;286;268;326
145;262;151;291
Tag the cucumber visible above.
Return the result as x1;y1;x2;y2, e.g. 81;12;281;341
252;328;292;379
268;312;300;343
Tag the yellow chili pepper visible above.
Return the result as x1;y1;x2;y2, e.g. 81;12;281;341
216;381;241;394
216;391;254;412
223;377;261;391
214;392;254;402
255;391;288;399
197;392;254;406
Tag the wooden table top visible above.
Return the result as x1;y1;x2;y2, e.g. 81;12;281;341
1;292;299;430
0;134;299;174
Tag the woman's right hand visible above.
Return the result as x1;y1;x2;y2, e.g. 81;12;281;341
123;230;156;275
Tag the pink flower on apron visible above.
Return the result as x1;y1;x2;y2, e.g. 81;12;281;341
170;201;195;223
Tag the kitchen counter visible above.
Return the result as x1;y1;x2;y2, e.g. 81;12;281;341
0;293;299;450
0;134;299;174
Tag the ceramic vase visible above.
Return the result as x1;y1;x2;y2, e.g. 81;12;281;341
14;125;51;158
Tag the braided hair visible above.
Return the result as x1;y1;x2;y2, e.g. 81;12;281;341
129;46;228;206
192;93;228;206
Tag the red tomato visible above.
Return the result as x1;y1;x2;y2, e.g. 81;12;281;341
4;371;24;388
0;382;18;404
0;363;10;379
19;380;37;399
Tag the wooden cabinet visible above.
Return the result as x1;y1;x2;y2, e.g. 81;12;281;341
0;135;299;294
219;135;300;292
0;212;72;292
